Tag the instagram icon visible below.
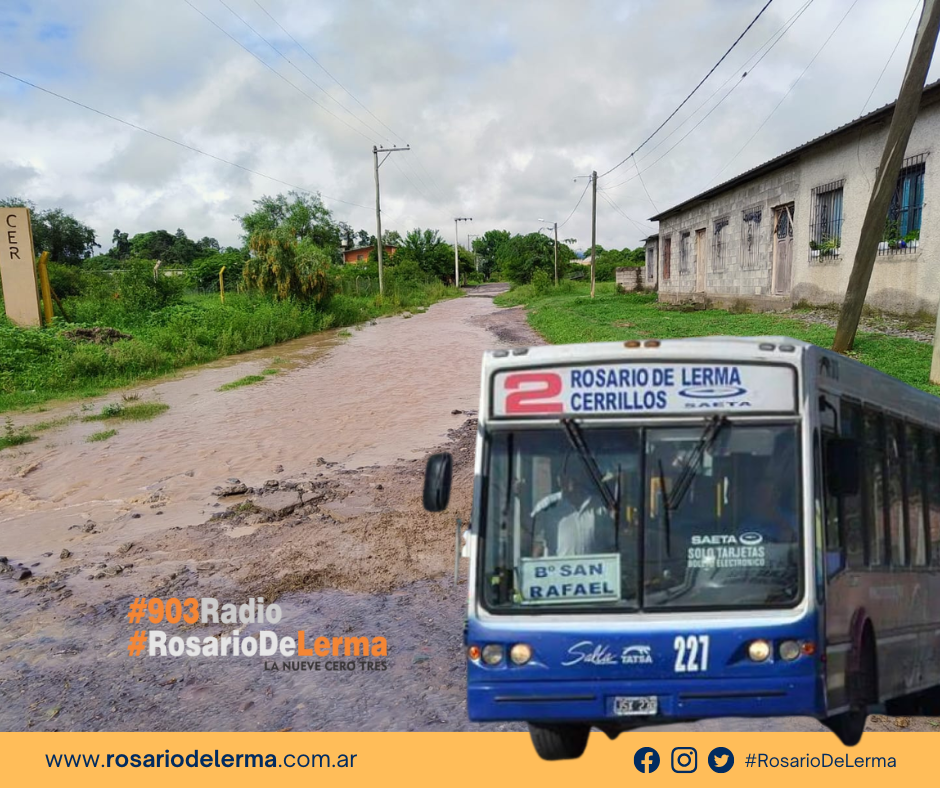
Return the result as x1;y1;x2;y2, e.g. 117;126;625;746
672;747;697;773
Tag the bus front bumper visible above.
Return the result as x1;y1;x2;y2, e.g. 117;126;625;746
468;675;821;722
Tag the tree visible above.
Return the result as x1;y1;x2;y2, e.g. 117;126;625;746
383;229;403;247
0;198;99;265
239;192;341;256
496;232;575;284
129;229;175;262
243;229;334;304
195;236;220;256
110;229;131;260
356;229;371;247
393;228;461;283
472;229;511;279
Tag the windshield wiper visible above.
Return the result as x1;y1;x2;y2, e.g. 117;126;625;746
560;418;618;513
657;458;672;555
666;415;729;511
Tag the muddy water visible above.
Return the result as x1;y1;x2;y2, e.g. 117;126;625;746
0;290;514;567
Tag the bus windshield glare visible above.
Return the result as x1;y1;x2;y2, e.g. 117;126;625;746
482;422;801;612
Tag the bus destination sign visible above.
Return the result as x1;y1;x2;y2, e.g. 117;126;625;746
492;363;796;417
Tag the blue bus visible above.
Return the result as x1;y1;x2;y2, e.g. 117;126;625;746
423;337;940;759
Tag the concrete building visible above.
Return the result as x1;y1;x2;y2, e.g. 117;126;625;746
649;80;940;315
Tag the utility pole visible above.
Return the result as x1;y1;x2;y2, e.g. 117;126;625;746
372;144;410;297
538;219;560;286
833;0;940;355
454;217;472;286
553;221;559;287
590;171;597;298
572;171;598;296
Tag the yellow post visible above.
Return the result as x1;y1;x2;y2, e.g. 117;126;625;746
36;251;54;325
219;266;226;303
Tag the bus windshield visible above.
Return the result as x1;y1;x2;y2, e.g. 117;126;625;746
481;422;801;612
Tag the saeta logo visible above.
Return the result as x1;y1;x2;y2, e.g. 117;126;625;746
738;532;764;546
678;385;747;399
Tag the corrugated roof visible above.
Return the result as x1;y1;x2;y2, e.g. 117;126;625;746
648;79;940;222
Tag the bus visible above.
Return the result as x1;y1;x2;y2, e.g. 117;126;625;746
423;336;940;760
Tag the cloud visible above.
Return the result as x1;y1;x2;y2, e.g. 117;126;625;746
0;0;935;253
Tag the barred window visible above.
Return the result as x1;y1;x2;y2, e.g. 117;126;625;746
679;231;691;274
740;206;762;269
809;180;844;261
881;153;926;255
663;236;672;279
712;217;729;272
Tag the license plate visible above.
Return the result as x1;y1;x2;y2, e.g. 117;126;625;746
614;696;658;716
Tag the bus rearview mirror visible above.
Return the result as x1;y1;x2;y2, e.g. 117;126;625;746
423;453;453;512
825;437;860;497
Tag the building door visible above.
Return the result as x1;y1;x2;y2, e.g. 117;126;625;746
695;228;706;292
773;204;794;295
663;237;671;280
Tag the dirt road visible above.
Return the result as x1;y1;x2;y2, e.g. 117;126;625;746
0;285;928;736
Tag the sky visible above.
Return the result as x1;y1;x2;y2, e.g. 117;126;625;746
1;0;937;255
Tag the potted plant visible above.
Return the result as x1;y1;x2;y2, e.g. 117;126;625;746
903;229;919;249
820;236;840;257
883;218;901;250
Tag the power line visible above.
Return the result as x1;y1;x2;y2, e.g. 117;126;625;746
388;156;452;222
558;179;592;229
859;0;921;115
251;0;456;209
598;190;655;237
631;0;813;173
253;0;403;143
0;69;372;213
598;0;775;180
182;0;371;142
599;0;815;194
855;0;921;191
707;0;861;187
216;0;390;143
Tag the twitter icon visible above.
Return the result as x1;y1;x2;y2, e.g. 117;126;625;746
708;747;734;773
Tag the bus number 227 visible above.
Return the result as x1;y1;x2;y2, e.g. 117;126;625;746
673;635;709;673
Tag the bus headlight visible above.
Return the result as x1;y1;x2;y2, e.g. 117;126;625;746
748;639;771;662
510;643;532;665
779;640;801;661
482;644;504;665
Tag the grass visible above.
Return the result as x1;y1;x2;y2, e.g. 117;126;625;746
1;418;36;451
0;279;462;414
82;402;170;422
217;375;266;391
261;368;279;376
86;428;117;443
495;281;940;397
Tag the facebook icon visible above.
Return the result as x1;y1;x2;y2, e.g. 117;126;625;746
634;747;661;774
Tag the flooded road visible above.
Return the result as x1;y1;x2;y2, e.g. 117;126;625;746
0;285;926;737
0;285;522;571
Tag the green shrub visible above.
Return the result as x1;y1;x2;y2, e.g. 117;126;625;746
531;268;553;296
46;261;87;297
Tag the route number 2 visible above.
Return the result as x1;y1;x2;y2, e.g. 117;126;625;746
673;635;709;673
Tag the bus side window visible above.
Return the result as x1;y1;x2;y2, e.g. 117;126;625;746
864;410;886;567
906;424;927;566
839;399;866;568
819;428;845;578
928;432;940;566
886;418;907;567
